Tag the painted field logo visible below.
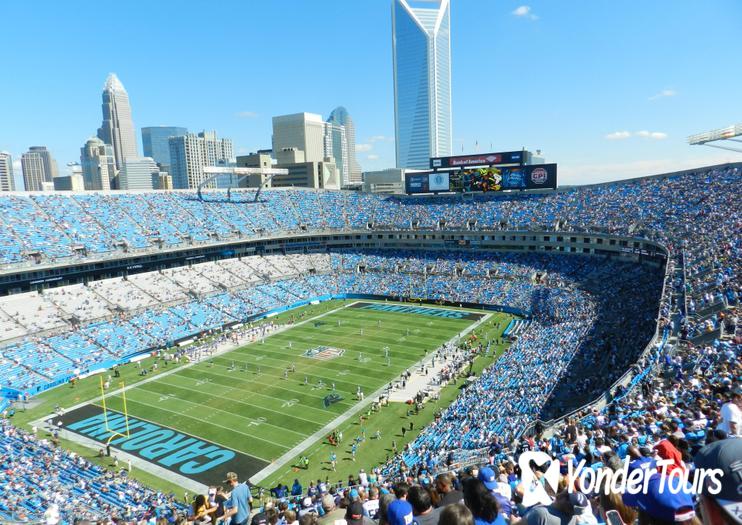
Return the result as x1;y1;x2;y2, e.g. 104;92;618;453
303;346;345;360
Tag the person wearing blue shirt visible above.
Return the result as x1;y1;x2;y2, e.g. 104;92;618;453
223;472;253;525
291;479;303;497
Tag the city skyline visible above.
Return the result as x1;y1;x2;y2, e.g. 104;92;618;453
0;0;740;189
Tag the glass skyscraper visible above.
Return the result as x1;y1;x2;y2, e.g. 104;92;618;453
392;0;452;169
142;126;187;172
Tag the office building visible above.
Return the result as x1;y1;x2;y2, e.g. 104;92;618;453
53;173;85;191
119;157;160;190
272;113;328;162
392;0;452;168
80;137;116;190
168;131;233;189
21;146;58;191
0;152;14;191
142;126;187;172
152;173;173;190
97;73;138;170
363;168;406;194
271;158;340;190
236;151;273;170
327;106;362;184
324;121;350;186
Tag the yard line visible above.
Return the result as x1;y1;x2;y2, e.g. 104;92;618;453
114;396;294;453
207;354;381;387
250;311;492;484
173;367;356;407
38;300;356;422
124;385;307;441
145;377;325;425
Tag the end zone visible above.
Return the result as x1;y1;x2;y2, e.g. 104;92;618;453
56;404;268;487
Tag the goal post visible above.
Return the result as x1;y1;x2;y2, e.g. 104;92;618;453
99;376;131;445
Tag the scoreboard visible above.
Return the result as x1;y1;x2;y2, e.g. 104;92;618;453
406;150;557;194
455;164;557;192
405;172;450;194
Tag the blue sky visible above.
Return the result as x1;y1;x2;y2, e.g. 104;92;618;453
1;0;740;187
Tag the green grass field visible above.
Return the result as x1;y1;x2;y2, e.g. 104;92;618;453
14;299;512;496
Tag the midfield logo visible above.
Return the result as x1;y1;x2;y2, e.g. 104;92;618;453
303;346;345;360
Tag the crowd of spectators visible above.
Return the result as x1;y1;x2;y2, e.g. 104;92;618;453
0;165;738;523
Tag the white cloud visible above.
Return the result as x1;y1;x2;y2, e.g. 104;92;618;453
649;89;677;101
512;5;538;19
636;130;668;140
356;143;373;152
605;131;631;140
605;130;667;140
368;135;392;143
235;111;258;118
367;154;380;161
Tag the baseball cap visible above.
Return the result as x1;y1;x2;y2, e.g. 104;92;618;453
478;466;498;491
387;499;413;525
346;501;366;524
570;492;589;514
223;472;238;483
302;497;313;508
350;489;360;501
693;438;742;524
622;474;695;523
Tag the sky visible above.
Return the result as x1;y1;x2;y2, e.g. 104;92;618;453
0;0;740;188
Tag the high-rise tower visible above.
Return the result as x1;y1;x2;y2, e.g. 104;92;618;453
392;0;452;168
97;73;138;171
327;107;362;184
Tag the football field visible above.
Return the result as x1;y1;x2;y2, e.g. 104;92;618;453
32;300;511;492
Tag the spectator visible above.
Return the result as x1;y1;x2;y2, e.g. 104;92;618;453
439;504;476;525
436;473;464;507
462;478;505;525
408;485;441;525
345;501;376;525
223;472;252;525
693;438;742;525
717;387;741;436
193;494;218;524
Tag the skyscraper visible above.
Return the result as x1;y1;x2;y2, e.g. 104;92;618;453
80;137;116;190
119;157;160;190
97;73;138;171
327;107;362;184
272;113;327;162
21;146;58;191
168;131;233;189
141;126;187;172
392;0;452;168
324;121;349;186
0;152;15;191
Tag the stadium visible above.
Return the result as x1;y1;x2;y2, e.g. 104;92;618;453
0;161;739;523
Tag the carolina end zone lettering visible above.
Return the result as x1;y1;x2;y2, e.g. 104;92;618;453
349;302;485;321
60;404;268;486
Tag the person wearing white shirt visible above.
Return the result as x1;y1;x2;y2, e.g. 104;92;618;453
717;388;741;436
